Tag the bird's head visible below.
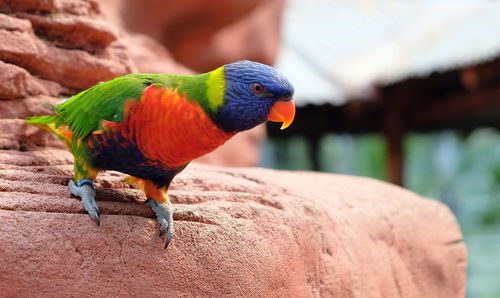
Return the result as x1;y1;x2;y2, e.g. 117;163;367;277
206;60;295;133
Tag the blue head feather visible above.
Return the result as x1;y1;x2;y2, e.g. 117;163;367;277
214;60;294;133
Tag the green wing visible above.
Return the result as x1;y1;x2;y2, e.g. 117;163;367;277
51;74;172;139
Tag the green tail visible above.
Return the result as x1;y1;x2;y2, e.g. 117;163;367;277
26;114;74;146
26;115;55;129
26;115;57;125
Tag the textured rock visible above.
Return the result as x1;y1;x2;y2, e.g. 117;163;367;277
0;149;466;297
0;0;135;93
18;12;118;50
0;60;46;99
0;0;60;14
0;95;60;118
21;42;134;90
0;119;63;150
0;0;100;16
0;11;31;31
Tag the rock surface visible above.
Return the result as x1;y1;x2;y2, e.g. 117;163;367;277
0;4;135;93
0;149;466;297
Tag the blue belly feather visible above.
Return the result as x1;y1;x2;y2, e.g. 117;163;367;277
87;131;187;188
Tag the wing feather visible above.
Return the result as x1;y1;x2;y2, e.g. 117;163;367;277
54;74;171;139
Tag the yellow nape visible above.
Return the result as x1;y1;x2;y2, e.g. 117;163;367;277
206;66;225;111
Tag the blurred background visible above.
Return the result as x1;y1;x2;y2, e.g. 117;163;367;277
105;0;499;296
268;1;500;297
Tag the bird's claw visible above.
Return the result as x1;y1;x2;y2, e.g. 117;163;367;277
69;179;100;226
146;199;174;248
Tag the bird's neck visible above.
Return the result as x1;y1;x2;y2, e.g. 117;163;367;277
166;67;226;119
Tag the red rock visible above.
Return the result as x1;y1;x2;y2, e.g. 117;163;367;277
0;0;99;16
0;95;60;118
0;0;59;14
0;19;38;62
0;12;31;31
18;13;118;50
0;119;64;150
24;43;135;90
34;77;71;97
111;0;261;53
103;0;285;72
122;33;194;75
0;148;466;297
0;7;135;92
0;60;46;99
3;29;135;91
177;0;287;71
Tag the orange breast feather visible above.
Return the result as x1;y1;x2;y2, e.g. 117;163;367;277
118;85;234;168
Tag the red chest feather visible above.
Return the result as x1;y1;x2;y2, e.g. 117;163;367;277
110;86;234;167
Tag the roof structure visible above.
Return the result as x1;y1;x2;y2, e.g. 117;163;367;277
276;0;500;106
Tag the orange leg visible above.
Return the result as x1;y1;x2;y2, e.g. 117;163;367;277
143;180;169;203
126;176;174;248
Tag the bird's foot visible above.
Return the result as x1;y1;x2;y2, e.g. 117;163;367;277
146;199;174;248
69;179;100;226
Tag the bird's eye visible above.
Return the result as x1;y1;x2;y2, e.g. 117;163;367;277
250;83;265;96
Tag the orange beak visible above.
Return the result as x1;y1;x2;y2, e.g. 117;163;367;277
268;99;295;130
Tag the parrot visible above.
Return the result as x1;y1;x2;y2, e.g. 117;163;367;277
26;60;295;248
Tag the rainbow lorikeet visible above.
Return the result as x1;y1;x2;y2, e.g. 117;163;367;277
26;60;295;247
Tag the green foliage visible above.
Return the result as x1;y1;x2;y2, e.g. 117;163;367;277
269;136;312;170
318;134;386;179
